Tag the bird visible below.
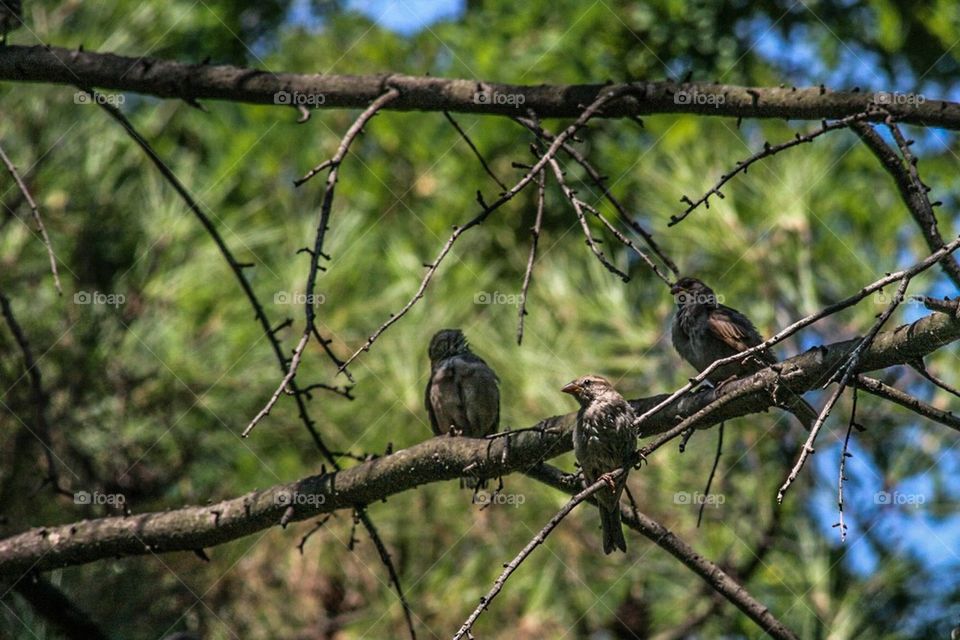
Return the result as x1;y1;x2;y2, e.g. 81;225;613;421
425;328;500;438
670;276;818;429
0;1;21;45
562;375;636;554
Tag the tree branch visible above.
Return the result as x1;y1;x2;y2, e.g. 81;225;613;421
0;308;957;576
853;122;960;287
527;464;799;640
3;46;959;127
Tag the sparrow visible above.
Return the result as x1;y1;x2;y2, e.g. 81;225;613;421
670;276;818;429
0;1;20;44
562;375;636;554
425;328;500;439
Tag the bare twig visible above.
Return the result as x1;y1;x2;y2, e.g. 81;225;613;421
452;471;622;640
243;332;309;437
517;163;545;345
911;358;960;399
853;121;960;287
244;89;400;437
671;111;874;226
443;111;507;191
0;143;61;294
0;292;68;493
515;115;678;280
297;514;334;554
338;88;632;371
836;388;860;541
697;422;723;528
546;155;629;281
526;463;800;640
855;374;960;432
778;276;910;503
88;88;415;640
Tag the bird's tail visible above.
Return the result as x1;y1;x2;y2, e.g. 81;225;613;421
600;505;627;554
779;395;819;431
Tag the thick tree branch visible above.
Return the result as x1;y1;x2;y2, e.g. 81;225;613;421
0;309;957;576
853;122;960;287
2;46;959;127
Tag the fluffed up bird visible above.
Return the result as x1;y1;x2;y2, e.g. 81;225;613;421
0;1;21;44
670;276;818;429
562;375;636;554
425;328;500;439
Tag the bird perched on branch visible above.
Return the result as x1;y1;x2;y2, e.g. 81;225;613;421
425;328;500;439
563;375;636;554
670;276;818;429
0;1;21;44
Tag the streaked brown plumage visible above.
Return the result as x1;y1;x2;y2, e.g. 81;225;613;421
563;375;636;554
670;277;818;429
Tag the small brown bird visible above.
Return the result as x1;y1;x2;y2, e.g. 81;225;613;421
425;329;500;438
0;1;21;44
670;277;818;429
563;375;636;554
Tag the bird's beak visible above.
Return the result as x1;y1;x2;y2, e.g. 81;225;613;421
561;381;581;396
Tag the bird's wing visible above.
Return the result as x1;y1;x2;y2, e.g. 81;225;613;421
455;356;500;435
707;305;775;363
424;367;441;436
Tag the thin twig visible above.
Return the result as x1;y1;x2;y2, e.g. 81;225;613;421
297;514;334;554
778;276;911;503
671;111;875;226
88;88;416;640
443;111;507;191
855;374;960;432
697;422;723;528
339;88;632;372
243;332;309;437
517;163;545;345
452;471;619;640
911;358;960;399
836;388;860;542
526;463;799;640
245;89;400;437
0;292;69;494
547;156;629;281
515;115;678;280
0;143;61;294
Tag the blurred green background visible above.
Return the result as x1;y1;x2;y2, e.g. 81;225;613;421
1;1;959;638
